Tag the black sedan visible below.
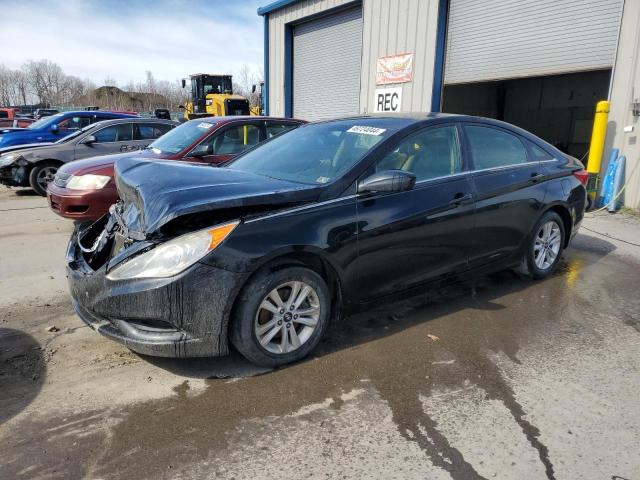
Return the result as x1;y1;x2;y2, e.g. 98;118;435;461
66;114;587;367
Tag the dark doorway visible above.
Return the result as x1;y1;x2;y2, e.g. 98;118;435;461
442;69;611;159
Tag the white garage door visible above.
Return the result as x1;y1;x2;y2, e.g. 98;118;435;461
444;0;624;84
293;7;363;120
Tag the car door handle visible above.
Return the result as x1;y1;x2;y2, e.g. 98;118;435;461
529;172;545;183
449;192;473;205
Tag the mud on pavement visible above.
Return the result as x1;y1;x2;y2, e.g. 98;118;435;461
1;189;640;480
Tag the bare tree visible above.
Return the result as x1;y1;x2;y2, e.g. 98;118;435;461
14;70;30;105
234;64;263;107
0;59;200;114
103;75;118;87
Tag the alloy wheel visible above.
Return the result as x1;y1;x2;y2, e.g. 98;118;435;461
36;166;57;191
254;281;320;354
534;220;561;270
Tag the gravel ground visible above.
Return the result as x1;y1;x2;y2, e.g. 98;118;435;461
1;185;639;480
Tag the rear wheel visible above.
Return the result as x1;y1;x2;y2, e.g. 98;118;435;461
230;266;331;367
29;161;59;196
522;211;565;279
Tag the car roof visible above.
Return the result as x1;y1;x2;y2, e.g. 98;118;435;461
309;112;538;131
88;118;178;127
187;115;306;125
55;110;137;117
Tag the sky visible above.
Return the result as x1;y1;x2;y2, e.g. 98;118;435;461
1;0;265;85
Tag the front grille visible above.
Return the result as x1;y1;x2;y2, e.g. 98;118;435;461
54;172;71;187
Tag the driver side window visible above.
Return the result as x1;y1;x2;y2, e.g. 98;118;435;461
375;126;462;181
209;124;261;155
58;116;91;132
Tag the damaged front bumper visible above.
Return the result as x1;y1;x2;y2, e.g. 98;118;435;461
66;226;248;358
0;164;29;187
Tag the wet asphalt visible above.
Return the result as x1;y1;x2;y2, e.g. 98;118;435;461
1;192;640;479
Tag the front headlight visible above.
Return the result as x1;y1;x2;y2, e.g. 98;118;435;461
65;174;111;190
0;154;16;167
106;221;239;280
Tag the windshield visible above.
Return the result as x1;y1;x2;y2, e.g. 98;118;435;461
28;112;64;130
227;120;390;184
202;76;232;95
148;120;215;154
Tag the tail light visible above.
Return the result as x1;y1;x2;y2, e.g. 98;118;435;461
573;169;589;186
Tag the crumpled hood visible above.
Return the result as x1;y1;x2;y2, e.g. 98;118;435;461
114;156;321;238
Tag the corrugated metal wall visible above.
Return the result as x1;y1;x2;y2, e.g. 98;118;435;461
605;0;640;209
266;0;441;117
444;0;624;84
293;7;363;120
267;0;356;117
359;0;440;113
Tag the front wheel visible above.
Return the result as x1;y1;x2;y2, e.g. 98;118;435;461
523;211;565;279
29;161;59;196
230;266;331;367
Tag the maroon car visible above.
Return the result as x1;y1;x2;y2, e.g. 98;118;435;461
47;116;305;222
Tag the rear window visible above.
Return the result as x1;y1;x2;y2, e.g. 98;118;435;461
135;123;174;140
266;122;298;139
94;124;134;143
524;139;554;161
465;125;528;170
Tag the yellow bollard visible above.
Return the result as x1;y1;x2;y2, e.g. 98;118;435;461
586;100;610;174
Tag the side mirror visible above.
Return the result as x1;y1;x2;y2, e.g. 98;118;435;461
357;170;416;194
181;79;186;89
188;143;212;158
80;134;96;145
50;124;59;133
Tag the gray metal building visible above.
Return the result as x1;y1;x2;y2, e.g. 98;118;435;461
258;0;640;208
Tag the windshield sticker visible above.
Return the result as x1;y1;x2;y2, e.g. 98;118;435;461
197;122;213;130
347;126;386;136
316;176;331;184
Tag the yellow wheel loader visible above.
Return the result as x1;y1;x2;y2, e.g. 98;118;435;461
180;74;252;121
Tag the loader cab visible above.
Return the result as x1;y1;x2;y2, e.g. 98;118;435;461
181;74;251;119
190;74;232;115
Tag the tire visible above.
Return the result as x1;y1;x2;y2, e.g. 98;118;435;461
522;211;565;279
28;161;60;196
230;266;331;367
585;195;593;212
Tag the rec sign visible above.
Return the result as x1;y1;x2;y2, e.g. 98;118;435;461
374;87;402;113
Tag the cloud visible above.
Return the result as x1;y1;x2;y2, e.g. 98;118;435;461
0;0;264;84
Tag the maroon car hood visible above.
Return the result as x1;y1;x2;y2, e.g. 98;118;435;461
59;150;167;176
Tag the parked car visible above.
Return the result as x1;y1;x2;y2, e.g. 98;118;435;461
0;110;138;149
0;117;36;128
34;108;59;119
66;114;587;367
0;118;177;195
0;108;35;128
47;116;304;220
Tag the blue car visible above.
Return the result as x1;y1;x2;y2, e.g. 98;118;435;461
0;111;138;148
